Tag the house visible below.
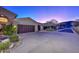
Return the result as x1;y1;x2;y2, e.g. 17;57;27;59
15;17;43;33
57;21;74;30
0;7;17;35
0;7;17;24
0;7;58;34
57;21;79;30
42;21;57;31
0;7;17;42
0;7;44;34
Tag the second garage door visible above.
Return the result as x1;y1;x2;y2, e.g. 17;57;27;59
17;24;35;34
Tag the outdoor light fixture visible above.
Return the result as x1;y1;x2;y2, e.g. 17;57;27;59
13;25;17;28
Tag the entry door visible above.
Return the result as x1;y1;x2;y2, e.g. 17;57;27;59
38;25;40;31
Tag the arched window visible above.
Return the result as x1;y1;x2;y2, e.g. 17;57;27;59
0;15;9;24
0;17;8;23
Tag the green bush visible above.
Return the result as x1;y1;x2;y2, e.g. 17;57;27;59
3;25;17;36
10;35;19;42
46;28;54;31
0;41;11;51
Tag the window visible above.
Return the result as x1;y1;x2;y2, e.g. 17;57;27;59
0;17;8;23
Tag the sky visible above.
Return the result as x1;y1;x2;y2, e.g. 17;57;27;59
3;6;79;23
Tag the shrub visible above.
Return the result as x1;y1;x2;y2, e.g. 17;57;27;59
3;25;17;36
10;35;19;42
0;41;11;51
46;28;54;31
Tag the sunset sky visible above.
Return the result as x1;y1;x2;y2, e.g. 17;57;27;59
3;6;79;23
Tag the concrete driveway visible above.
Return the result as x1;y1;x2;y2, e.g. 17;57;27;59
10;32;79;53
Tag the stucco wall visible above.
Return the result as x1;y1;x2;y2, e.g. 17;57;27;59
15;18;39;32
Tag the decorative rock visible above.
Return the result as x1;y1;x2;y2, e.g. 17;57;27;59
1;38;9;43
9;43;15;49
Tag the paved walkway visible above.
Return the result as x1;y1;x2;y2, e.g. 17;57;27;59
10;32;79;53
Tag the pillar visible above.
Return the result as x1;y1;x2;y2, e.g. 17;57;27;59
35;25;38;32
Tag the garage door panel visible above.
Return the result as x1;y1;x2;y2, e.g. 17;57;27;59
17;24;35;33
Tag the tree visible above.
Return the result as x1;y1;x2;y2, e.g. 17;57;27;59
50;19;58;24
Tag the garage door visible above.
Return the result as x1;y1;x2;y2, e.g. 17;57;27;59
17;24;35;33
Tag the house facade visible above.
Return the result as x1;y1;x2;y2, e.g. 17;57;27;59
57;21;74;30
42;21;57;31
0;7;17;35
0;7;17;24
0;7;58;34
15;17;43;33
57;21;79;30
0;7;44;34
